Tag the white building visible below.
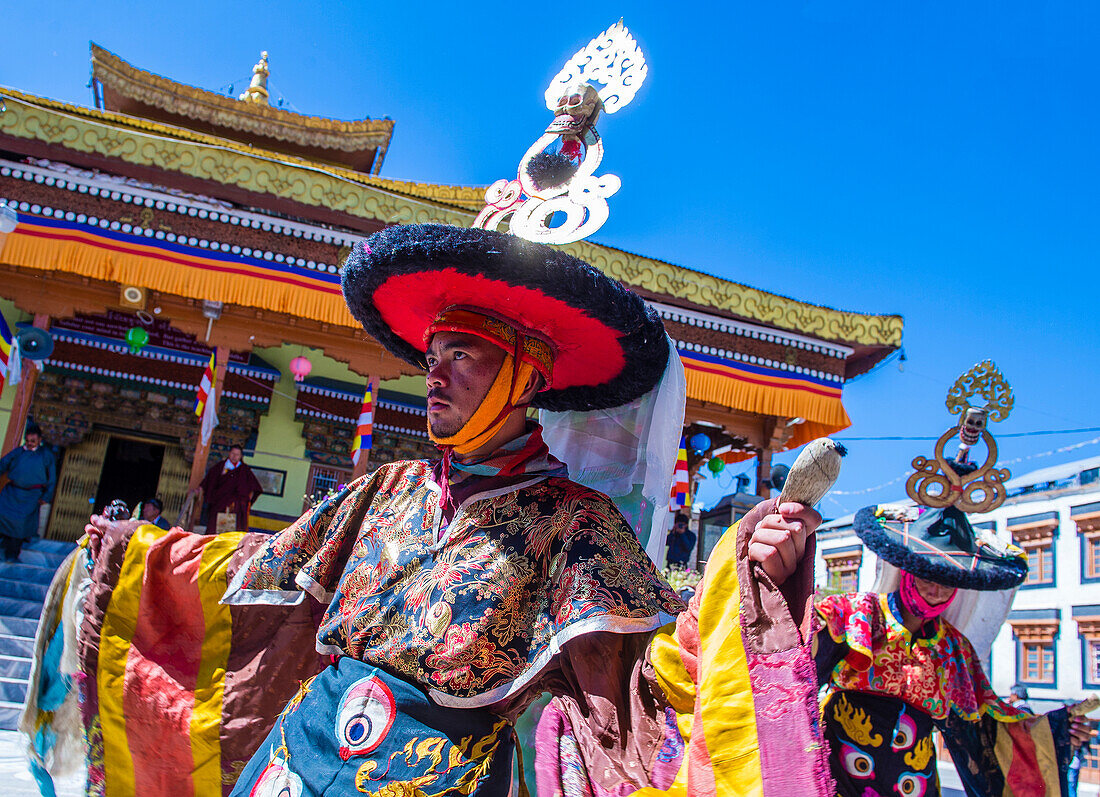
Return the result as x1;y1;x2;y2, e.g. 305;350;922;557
815;455;1100;789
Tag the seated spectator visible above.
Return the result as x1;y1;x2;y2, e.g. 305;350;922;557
141;498;171;530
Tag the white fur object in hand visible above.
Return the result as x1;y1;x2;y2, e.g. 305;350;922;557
777;438;846;507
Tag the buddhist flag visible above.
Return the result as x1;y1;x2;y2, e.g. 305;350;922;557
670;435;689;511
351;380;374;466
0;312;11;393
194;352;215;418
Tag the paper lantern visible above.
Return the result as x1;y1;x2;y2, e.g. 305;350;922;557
689;432;711;455
125;326;149;354
706;456;725;474
0;203;17;234
289;355;312;382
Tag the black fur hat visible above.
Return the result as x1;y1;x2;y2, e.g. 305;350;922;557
855;505;1028;591
341;223;669;412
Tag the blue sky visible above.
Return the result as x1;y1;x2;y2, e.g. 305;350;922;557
3;2;1098;517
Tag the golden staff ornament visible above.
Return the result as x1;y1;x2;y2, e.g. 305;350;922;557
905;360;1014;513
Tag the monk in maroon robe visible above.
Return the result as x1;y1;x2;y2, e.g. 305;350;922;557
196;445;263;532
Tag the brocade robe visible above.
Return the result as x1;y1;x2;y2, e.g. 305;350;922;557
816;592;1076;797
224;458;682;709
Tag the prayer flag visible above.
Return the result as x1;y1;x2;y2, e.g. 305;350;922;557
351;380;374;466
194;352;215;418
670;435;689;511
0;313;11;393
199;396;218;446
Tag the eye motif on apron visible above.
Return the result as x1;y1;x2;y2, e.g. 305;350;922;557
249;754;303;797
336;675;398;760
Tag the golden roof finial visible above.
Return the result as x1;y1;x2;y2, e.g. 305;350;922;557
238;51;270;105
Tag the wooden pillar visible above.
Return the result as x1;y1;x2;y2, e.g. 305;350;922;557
350;376;377;482
756;447;773;498
187;345;230;494
2;313;49;456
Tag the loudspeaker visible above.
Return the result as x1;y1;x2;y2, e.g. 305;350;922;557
120;285;146;310
16;328;54;360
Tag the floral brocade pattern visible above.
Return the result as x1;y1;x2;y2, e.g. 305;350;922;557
235;460;681;702
817;592;1027;723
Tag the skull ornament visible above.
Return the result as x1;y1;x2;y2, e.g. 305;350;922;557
958;407;989;446
546;83;603;135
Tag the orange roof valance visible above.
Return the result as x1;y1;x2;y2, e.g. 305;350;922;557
1;213;355;327
2;213;851;449
680;349;851;452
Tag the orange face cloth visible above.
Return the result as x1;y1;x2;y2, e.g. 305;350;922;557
424;309;553;457
428;354;537;455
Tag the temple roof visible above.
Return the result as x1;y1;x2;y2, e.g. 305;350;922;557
91;44;395;175
0;86;902;364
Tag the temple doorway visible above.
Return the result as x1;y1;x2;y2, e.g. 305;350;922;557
94;436;165;515
47;431;192;542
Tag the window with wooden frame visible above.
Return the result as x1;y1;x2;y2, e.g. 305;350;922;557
1023;545;1054;585
306;463;352;507
1077;616;1100;686
1010;518;1058;587
1022;642;1054;682
1083;745;1100;774
1077;510;1100;581
1010;619;1058;685
823;549;862;593
1089;640;1100;685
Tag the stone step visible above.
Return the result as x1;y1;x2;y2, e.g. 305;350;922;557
0;597;42;621
0;656;30;680
0;580;47;604
24;539;76;556
0;562;64;586
0;679;26;705
0;700;21;731
0;636;33;659
10;549;70;570
0;616;38;638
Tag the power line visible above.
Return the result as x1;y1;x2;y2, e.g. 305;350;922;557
826;434;1100;501
836;426;1100;442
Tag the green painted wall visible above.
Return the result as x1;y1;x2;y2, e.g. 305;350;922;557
247;343;427;519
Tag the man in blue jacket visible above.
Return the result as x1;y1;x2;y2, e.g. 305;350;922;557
0;423;56;561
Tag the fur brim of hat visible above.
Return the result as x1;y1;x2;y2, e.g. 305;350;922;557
854;506;1028;591
341;224;669;412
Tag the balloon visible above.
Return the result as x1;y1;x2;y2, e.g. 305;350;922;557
689;432;711;455
126;326;149;354
707;456;725;474
289;355;312;382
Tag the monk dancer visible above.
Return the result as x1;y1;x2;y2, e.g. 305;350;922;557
816;522;1094;797
193;443;262;532
0;423;55;561
816;364;1096;797
215;224;827;796
55;28;833;793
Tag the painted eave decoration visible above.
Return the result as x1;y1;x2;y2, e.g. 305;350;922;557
0;91;902;351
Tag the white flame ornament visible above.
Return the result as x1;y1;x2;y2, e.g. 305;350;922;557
474;20;647;245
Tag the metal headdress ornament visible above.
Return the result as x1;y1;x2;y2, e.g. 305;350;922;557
473;20;647;245
905;360;1014;513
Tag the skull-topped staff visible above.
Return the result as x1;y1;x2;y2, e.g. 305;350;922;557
906;360;1014;513
473;20;647;244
